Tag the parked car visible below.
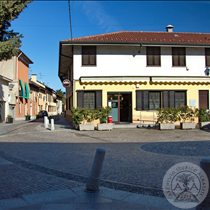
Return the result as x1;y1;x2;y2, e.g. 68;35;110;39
39;110;48;118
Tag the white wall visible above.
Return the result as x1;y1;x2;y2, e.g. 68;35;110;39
73;45;207;79
0;78;9;120
0;57;16;80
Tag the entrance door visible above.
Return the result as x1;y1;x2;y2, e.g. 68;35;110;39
0;101;5;122
108;92;132;123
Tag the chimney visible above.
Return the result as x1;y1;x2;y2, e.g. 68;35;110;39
31;74;37;82
166;25;173;32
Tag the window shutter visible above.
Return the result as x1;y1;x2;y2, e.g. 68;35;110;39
199;90;209;109
169;91;175;108
205;48;210;67
95;90;102;108
136;91;142;110
179;48;186;66
172;48;178;66
77;91;84;108
143;91;149;110
163;91;169;108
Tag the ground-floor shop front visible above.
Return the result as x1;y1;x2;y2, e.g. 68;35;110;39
65;77;210;124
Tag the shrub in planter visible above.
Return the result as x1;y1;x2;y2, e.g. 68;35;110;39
36;114;39;119
197;108;210;129
179;106;197;129
6;115;13;123
25;114;31;121
157;107;180;130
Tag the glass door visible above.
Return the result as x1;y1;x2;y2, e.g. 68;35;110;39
108;94;120;123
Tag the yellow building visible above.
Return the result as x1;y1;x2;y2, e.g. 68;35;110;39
59;26;210;124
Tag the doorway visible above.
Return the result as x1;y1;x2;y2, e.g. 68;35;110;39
108;92;132;123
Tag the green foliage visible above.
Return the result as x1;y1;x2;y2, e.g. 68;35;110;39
157;107;180;123
179;106;197;122
70;107;84;125
70;106;112;125
197;108;210;122
96;106;112;123
55;89;65;103
25;114;31;117
7;115;12;118
0;0;33;61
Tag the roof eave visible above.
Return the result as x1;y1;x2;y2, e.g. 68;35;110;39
60;40;210;47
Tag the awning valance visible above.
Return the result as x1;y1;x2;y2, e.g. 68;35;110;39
152;77;210;85
80;77;150;85
25;82;29;99
19;80;25;98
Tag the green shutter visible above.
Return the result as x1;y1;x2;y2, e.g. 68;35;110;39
19;80;25;98
25;82;29;99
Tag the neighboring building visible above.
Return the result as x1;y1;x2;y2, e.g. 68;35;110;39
30;74;62;115
0;52;34;121
58;25;210;124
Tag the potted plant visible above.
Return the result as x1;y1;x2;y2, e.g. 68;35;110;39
25;114;31;121
197;108;210;129
71;107;84;130
96;106;113;131
157;107;179;130
79;108;95;131
179;106;197;129
36;114;39;119
6;115;13;123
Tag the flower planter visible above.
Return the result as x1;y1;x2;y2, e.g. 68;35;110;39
200;121;210;130
159;123;175;130
36;115;39;119
181;122;196;130
79;124;94;131
6;118;13;123
97;123;113;131
25;116;31;121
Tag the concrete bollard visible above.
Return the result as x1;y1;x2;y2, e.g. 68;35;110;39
86;147;106;192
44;116;48;128
51;119;55;131
196;158;210;210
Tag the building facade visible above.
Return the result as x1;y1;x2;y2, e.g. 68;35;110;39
59;26;210;124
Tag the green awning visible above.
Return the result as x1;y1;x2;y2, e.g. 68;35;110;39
25;82;29;99
19;80;25;98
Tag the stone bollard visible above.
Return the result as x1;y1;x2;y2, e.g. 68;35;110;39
44;116;48;128
196;158;210;210
86;147;106;192
51;119;55;131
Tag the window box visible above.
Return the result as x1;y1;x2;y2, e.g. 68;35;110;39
97;123;113;131
181;122;196;130
159;123;175;130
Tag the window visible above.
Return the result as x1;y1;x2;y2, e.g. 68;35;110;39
82;46;96;66
77;90;102;109
172;47;186;66
205;48;210;67
149;92;161;110
136;90;186;110
146;47;161;66
84;92;95;109
199;90;209;109
175;91;186;107
19;103;21;113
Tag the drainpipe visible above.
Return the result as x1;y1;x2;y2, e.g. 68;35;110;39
16;52;23;80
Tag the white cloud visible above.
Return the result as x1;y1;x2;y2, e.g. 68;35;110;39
81;1;122;33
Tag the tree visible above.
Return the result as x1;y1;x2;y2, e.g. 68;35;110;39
55;89;65;103
0;0;33;61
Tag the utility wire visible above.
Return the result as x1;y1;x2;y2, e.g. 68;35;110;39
68;0;73;43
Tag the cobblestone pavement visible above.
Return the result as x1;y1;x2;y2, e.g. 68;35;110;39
0;117;209;209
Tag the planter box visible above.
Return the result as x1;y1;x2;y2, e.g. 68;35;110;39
79;124;94;131
159;123;175;130
181;122;196;130
200;121;210;129
97;123;113;131
25;116;31;121
6;118;13;123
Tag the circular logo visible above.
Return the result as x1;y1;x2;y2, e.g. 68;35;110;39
63;79;71;88
162;162;209;209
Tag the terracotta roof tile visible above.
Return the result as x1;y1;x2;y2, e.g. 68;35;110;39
62;31;210;45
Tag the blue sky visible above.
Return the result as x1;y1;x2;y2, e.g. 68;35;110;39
11;1;210;92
